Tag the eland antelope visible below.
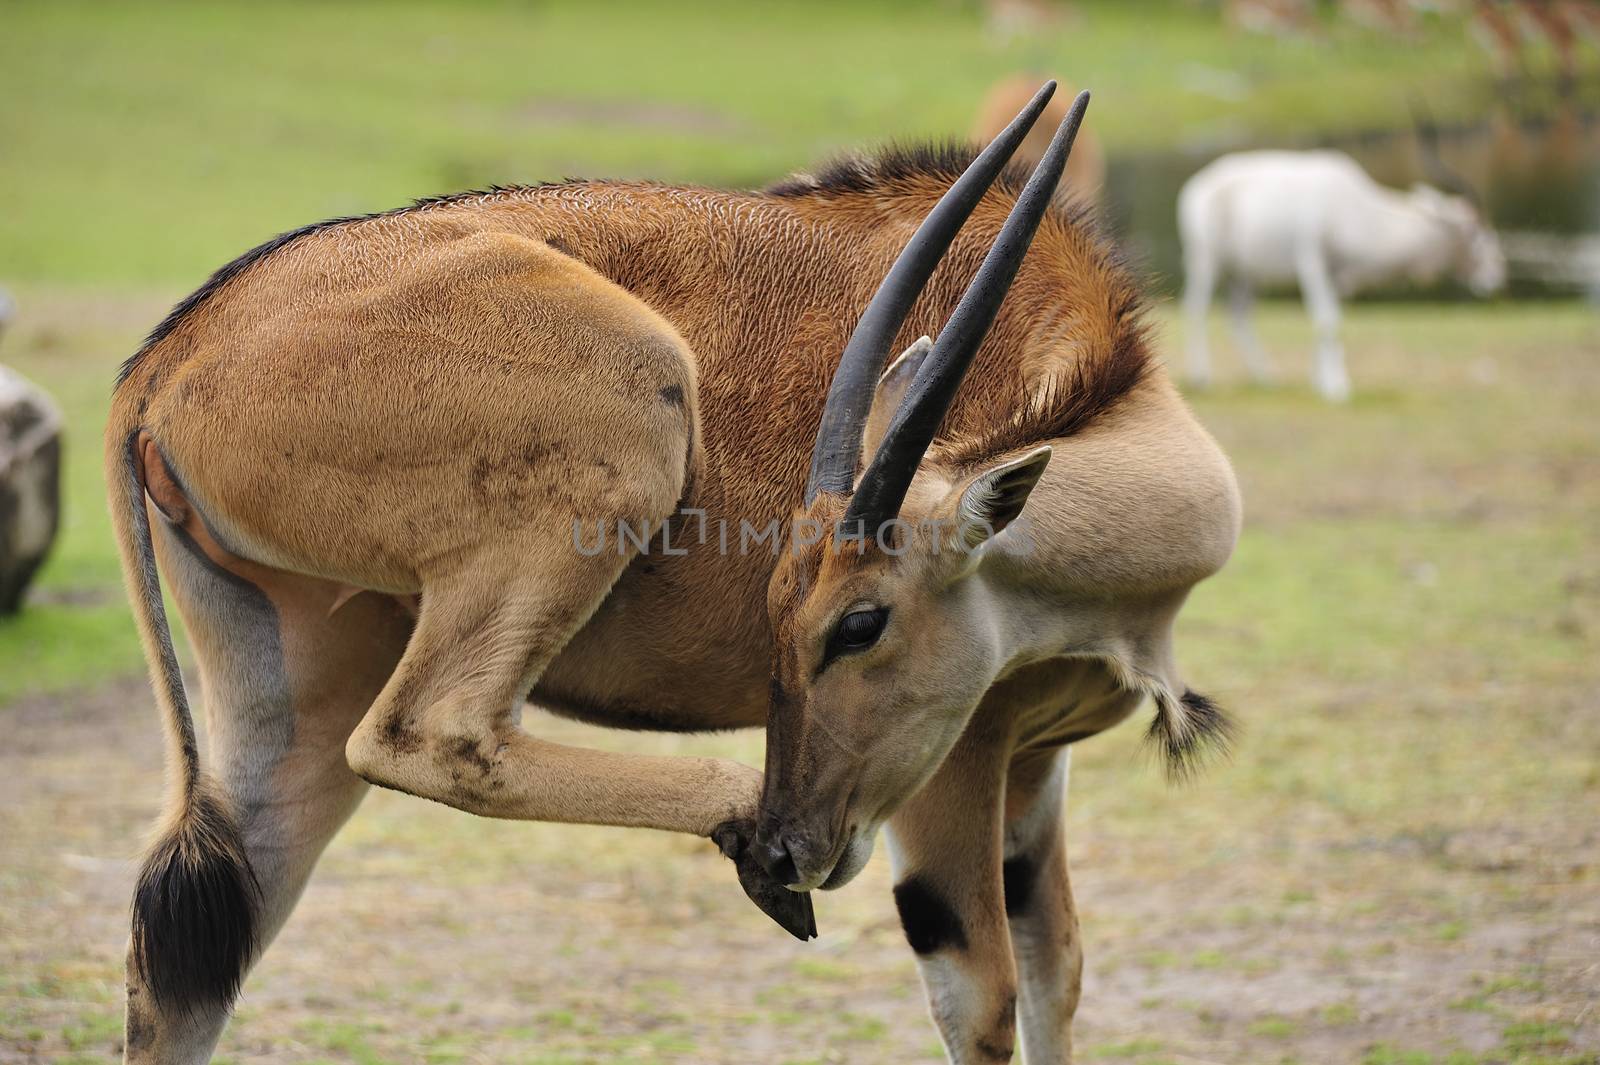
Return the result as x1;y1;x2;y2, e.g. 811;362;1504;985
1179;149;1506;402
109;84;1239;1064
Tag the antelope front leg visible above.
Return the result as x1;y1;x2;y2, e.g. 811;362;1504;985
1004;748;1082;1063
1294;241;1351;402
888;723;1019;1063
1180;239;1218;390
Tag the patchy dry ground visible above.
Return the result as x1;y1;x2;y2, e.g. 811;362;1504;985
1;296;1597;1064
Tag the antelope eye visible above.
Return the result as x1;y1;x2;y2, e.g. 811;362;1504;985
829;607;889;658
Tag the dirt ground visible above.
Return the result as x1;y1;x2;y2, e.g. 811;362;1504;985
1;298;1597;1064
2;677;1595;1065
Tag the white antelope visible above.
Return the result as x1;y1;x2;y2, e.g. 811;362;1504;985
1179;149;1506;401
109;85;1239;1063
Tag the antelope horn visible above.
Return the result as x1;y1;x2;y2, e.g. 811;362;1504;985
1410;98;1481;207
803;80;1059;504
843;91;1090;535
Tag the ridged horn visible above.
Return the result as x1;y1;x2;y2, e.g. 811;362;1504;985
803;80;1059;504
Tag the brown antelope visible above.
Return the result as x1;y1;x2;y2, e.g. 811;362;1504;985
109;83;1239;1063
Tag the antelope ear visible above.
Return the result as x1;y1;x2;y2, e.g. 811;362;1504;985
955;445;1053;545
862;337;933;465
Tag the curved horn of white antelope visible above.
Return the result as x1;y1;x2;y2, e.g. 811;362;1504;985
842;90;1090;535
1410;98;1482;207
803;79;1059;505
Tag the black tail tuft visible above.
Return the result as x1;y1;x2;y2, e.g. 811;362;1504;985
1147;688;1236;781
130;783;260;1015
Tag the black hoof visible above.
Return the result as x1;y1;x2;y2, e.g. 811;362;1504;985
713;820;818;941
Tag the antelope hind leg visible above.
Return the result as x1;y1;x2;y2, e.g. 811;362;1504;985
126;513;412;1064
341;531;756;831
342;529;815;936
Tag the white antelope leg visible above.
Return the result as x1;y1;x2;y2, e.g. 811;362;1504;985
1294;240;1352;402
888;721;1019;1063
1227;275;1275;383
1004;748;1082;1064
1181;238;1220;390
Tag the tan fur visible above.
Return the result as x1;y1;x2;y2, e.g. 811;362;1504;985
110;159;1239;1062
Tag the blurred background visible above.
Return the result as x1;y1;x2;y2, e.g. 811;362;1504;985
1;2;1596;1063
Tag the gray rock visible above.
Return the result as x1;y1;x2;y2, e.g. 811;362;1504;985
0;363;63;614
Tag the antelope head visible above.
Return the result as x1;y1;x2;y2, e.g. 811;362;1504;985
1411;103;1506;296
754;83;1088;892
1409;185;1507;297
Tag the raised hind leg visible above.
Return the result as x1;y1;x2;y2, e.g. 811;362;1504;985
343;518;763;836
125;511;412;1064
340;511;813;934
118;228;808;1064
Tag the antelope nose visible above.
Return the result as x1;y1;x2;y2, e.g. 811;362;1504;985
754;828;802;887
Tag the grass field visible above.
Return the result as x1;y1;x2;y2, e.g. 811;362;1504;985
2;0;1568;286
1;293;1596;1064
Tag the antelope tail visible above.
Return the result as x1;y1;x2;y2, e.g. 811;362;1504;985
110;430;258;1014
1148;687;1235;782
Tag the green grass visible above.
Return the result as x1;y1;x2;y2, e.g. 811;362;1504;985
1;0;1563;285
0;293;159;701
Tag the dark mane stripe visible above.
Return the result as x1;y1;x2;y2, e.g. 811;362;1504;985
121;139;1133;465
118;216;358;388
767;140;1037;202
114;186;534;389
